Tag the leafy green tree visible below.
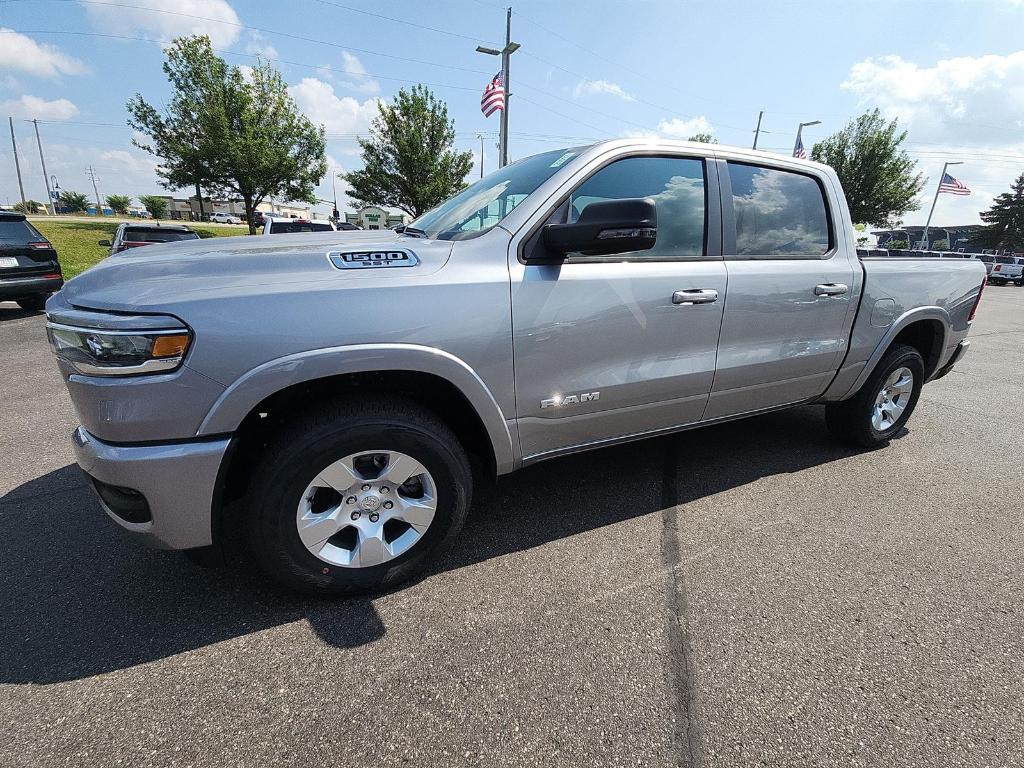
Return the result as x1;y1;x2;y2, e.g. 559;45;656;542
138;194;168;219
978;173;1024;251
810;109;925;227
931;238;949;251
687;133;717;144
13;200;42;214
887;238;909;249
58;190;89;213
128;35;326;233
345;85;474;218
106;194;132;215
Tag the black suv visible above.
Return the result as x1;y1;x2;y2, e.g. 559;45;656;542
0;212;63;311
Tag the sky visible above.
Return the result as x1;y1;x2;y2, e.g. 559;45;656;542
1;0;1023;226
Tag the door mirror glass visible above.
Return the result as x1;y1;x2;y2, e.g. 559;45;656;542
98;239;111;247
541;197;657;257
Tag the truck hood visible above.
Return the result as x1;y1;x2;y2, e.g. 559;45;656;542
62;230;454;312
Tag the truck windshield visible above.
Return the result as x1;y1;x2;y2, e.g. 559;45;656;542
408;147;582;241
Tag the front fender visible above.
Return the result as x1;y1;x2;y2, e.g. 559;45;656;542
197;343;517;474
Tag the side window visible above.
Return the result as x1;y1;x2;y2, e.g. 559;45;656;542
569;156;706;258
727;163;830;257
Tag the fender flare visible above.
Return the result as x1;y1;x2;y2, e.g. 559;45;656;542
197;343;517;474
843;306;950;398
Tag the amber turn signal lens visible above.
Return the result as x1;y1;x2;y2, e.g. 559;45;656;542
151;333;190;358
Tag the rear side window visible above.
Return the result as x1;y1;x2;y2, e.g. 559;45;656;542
0;217;43;243
995;256;1014;264
727;163;830;257
269;221;334;234
569;156;706;258
124;228;198;243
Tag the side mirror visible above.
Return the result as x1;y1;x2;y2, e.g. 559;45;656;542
98;239;111;247
541;197;657;257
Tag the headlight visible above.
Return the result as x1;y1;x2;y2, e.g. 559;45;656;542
46;323;192;376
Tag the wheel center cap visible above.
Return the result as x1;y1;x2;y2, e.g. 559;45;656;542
359;494;382;512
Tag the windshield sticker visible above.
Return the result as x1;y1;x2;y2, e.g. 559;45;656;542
549;152;576;168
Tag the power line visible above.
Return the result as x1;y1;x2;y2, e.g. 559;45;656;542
306;0;489;43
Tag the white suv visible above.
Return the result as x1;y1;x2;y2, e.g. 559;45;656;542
209;212;242;224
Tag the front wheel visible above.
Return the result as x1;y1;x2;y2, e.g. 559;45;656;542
243;398;472;596
826;343;924;448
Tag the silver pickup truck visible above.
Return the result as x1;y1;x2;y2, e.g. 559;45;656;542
45;140;986;595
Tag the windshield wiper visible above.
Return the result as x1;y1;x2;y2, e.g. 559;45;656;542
396;225;428;238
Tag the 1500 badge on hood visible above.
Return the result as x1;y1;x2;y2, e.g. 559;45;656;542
327;248;419;270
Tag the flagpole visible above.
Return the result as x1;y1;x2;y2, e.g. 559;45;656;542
499;7;511;168
921;161;949;250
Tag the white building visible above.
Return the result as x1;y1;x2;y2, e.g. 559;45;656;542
344;205;410;231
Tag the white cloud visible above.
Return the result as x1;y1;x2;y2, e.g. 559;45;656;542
573;79;635;102
0;94;79;120
623;115;715;141
841;51;1024;145
82;0;242;48
338;51;380;95
289;77;381;139
0;29;86;78
244;31;278;60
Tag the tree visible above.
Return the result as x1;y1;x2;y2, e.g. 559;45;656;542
138;194;168;219
810;109;925;227
887;238;909;249
687;133;717;144
106;194;132;215
128;36;326;233
931;238;950;251
13;200;42;214
978;173;1024;251
344;85;473;218
58;190;89;213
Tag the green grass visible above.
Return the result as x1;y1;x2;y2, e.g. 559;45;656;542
30;218;247;279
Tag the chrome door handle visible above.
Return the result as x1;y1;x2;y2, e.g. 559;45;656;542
672;289;719;305
814;283;848;296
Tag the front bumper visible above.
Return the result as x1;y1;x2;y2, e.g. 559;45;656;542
0;274;62;299
72;426;231;549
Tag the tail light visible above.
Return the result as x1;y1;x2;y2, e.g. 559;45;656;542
969;276;986;321
27;241;52;250
993;264;1001;272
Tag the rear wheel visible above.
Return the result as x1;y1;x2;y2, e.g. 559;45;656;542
244;398;472;596
826;343;924;448
16;294;47;311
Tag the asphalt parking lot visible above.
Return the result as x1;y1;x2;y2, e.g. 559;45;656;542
2;287;1023;768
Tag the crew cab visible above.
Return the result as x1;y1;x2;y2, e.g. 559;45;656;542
0;211;62;311
45;140;986;596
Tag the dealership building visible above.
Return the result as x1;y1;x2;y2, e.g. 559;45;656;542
871;224;987;251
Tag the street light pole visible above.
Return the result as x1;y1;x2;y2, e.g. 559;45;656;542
477;132;486;178
793;120;821;157
9;117;28;214
923;160;963;249
752;110;764;150
475;8;519;168
31;120;55;215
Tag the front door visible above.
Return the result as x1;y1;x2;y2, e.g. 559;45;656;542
705;160;857;420
511;154;727;460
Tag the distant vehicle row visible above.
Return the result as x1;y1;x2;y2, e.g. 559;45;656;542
857;248;1024;286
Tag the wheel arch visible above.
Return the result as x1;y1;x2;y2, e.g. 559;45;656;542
199;344;517;475
845;307;949;398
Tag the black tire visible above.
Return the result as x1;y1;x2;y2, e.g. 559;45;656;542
244;397;472;596
825;343;924;448
1015;280;1024;287
16;294;47;311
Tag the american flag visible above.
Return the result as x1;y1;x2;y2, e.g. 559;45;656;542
938;172;970;196
480;71;505;117
793;134;806;159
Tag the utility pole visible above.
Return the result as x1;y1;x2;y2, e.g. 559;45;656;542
477;132;486;178
31;119;55;215
9;117;28;213
86;165;102;211
475;8;519;169
752;110;764;150
922;160;963;249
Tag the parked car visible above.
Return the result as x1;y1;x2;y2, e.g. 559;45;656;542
262;218;336;234
46;140;986;596
99;223;200;255
337;221;361;231
988;255;1024;286
209;212;242;224
0;211;62;311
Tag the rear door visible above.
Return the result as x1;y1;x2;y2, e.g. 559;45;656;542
510;152;728;460
705;159;857;420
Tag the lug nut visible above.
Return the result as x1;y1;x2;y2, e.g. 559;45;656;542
346;496;357;504
383;500;393;510
369;513;380;523
380;486;390;494
362;484;371;491
350;511;361;521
